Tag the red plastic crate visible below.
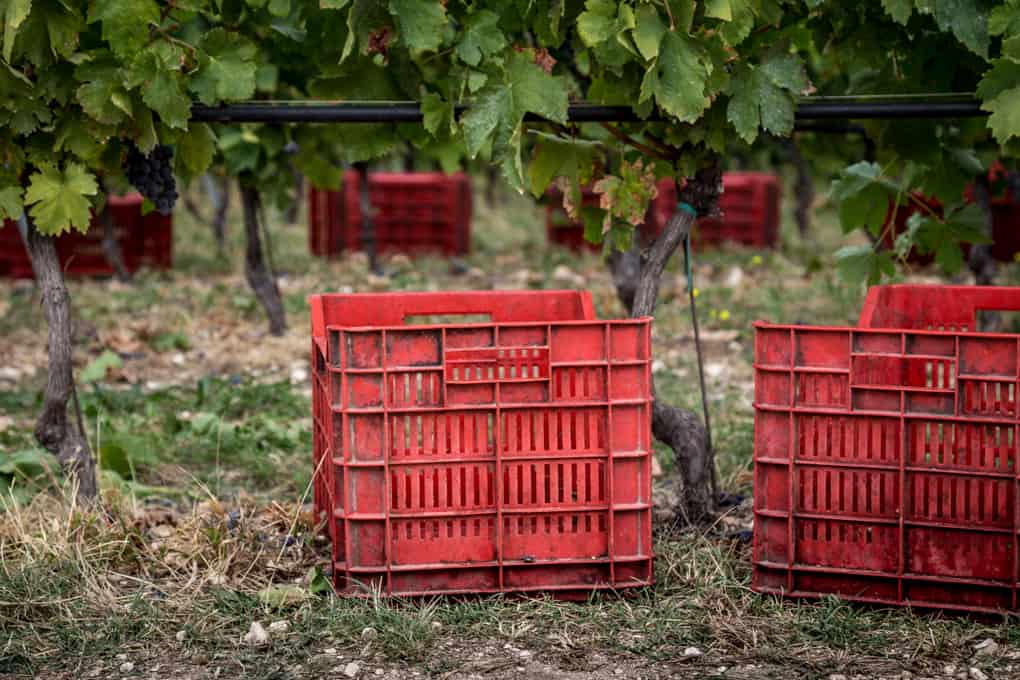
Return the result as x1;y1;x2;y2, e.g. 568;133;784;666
753;284;1020;614
309;290;654;597
547;173;781;252
309;171;471;256
0;194;172;278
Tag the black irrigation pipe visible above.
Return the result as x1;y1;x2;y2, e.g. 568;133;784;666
191;98;986;124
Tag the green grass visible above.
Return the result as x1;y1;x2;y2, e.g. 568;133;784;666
4;181;1020;678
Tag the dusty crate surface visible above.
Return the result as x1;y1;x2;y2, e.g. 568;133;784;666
753;306;1020;613
310;291;654;597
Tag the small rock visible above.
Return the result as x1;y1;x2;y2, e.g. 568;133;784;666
974;639;999;657
366;273;390;291
724;266;744;288
290;367;308;384
344;661;361;677
431;621;442;630
969;669;988;680
268;620;290;635
682;647;703;658
119;661;134;673
175;630;186;642
943;666;957;676
0;366;19;381
551;264;585;288
361;627;378;640
171;353;186;366
150;524;174;539
325;648;338;655
116;654;128;661
242;621;269;647
652;359;666;374
827;675;847;680
375;671;383;676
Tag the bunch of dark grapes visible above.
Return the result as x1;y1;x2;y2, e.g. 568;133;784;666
124;143;178;215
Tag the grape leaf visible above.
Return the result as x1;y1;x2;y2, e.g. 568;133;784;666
455;9;504;66
934;0;990;58
990;3;1020;36
632;4;665;61
881;0;913;24
9;0;81;66
983;85;1020;143
0;185;22;221
420;91;449;135
1;0;31;63
75;59;133;125
88;0;160;59
127;44;191;129
705;0;732;21
726;54;808;142
835;245;896;287
640;32;710;123
462;50;568;187
389;0;445;52
577;0;616;46
177;123;217;176
191;29;258;104
24;163;98;235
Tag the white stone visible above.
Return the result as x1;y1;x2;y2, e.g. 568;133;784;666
119;662;134;673
827;674;847;680
290;367;308;384
943;665;957;676
361;627;378;640
682;647;703;658
969;668;989;680
325;648;338;655
724;266;744;288
974;639;999;657
268;620;290;634
242;621;269;646
175;630;186;642
652;360;666;374
344;662;361;678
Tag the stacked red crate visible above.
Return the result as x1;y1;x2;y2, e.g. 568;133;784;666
309;171;472;256
753;285;1020;614
309;290;654;597
0;194;172;278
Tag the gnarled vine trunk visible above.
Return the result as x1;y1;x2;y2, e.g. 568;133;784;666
788;140;814;239
20;216;97;502
611;162;723;525
353;162;380;274
100;208;132;283
239;183;287;336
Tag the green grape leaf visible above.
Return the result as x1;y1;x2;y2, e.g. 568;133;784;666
88;0;160;59
24;163;98;235
268;0;289;17
320;0;350;7
9;0;82;66
2;0;32;63
934;0;990;58
839;183;889;236
726;55;808;143
75;59;133;125
835;245;896;287
462;50;568;187
719;0;754;44
127;44;191;129
177;123;217;176
420;91;449;135
527;134;597;199
990;3;1020;36
191;29;258;105
632;4;666;61
455;9;504;66
704;0;732;21
0;185;23;221
641;32;710;123
389;0;445;52
881;0;913;24
577;0;616;46
983;85;1020;143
